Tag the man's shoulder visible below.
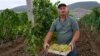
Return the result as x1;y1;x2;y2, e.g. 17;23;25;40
68;16;77;21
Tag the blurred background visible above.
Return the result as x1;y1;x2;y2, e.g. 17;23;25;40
0;0;100;56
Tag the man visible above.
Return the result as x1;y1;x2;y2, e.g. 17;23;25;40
43;3;80;56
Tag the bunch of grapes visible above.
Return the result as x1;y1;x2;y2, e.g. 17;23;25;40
49;44;71;52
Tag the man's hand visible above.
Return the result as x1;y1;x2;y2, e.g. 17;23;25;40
43;32;53;49
69;30;80;51
69;42;75;51
43;43;49;49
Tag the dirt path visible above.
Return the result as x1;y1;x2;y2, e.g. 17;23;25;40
77;29;100;56
84;30;100;56
0;38;27;56
0;43;24;56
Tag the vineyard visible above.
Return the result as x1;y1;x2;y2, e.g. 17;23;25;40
0;0;100;56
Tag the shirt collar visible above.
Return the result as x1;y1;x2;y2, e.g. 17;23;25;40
58;15;69;22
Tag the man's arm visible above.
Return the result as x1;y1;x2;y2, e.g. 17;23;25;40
69;30;80;50
44;31;53;44
43;20;56;49
69;17;80;50
43;32;53;49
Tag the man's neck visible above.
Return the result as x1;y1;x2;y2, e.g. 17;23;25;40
60;15;66;19
60;15;66;22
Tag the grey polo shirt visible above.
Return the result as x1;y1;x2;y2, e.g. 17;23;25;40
49;16;79;44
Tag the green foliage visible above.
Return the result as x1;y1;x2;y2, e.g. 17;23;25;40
33;0;58;37
0;9;19;41
26;0;59;56
79;7;100;31
0;9;29;42
0;0;59;56
25;35;42;56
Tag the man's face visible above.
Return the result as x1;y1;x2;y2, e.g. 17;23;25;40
58;6;67;16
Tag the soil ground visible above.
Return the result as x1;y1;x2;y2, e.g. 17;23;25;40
0;27;100;56
0;38;27;56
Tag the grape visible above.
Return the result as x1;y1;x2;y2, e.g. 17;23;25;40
49;44;71;52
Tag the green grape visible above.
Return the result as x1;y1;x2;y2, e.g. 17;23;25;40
49;44;70;52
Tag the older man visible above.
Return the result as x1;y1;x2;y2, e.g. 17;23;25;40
43;3;80;56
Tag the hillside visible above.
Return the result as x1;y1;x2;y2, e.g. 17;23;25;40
0;1;99;13
70;8;91;19
12;5;27;12
68;1;100;10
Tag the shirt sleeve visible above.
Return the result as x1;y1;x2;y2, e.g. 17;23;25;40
49;20;56;32
71;17;79;31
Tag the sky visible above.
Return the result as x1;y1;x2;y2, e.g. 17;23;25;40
0;0;100;10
